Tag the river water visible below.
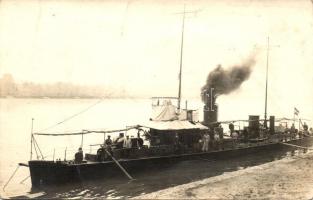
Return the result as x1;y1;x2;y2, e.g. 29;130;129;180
0;98;311;199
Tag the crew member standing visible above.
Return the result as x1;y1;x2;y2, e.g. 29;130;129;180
123;135;132;157
115;133;124;149
231;131;239;147
290;123;296;133
105;135;113;146
290;123;296;139
303;122;309;136
202;132;210;152
137;135;144;148
123;135;132;148
229;123;234;135
75;147;83;163
104;135;113;156
214;131;220;150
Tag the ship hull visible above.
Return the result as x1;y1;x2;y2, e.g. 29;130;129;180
28;136;313;187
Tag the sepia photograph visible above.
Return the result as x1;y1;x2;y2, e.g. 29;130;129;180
1;0;313;199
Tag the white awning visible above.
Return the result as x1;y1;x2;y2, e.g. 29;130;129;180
151;100;178;121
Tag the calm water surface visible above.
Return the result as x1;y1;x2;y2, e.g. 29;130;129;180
0;98;311;199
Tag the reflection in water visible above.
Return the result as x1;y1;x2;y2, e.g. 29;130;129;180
25;146;310;199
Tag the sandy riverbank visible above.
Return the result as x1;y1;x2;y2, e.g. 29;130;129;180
134;152;313;199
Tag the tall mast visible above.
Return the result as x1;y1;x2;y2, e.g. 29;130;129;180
177;5;185;110
264;37;269;128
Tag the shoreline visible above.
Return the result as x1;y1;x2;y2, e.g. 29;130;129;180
134;152;313;199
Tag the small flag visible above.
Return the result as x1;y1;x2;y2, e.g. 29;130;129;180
294;107;299;116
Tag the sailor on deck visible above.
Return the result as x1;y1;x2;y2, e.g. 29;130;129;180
229;123;235;134
123;135;132;148
104;135;113;157
231;131;239;147
214;132;220;149
115;133;125;149
105;135;113;146
74;147;83;163
303;122;308;131
290;123;295;132
202;132;210;152
137;135;144;148
290;123;296;139
123;135;132;158
303;122;309;134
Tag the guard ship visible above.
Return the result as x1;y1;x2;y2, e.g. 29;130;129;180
21;10;313;187
26;87;313;187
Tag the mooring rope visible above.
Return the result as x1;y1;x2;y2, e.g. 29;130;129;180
3;165;20;191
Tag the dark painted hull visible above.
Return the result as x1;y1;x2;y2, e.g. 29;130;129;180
28;136;313;187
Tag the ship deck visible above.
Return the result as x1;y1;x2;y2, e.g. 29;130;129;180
63;135;313;166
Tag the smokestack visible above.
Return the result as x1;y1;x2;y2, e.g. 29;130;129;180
202;57;256;126
202;88;218;127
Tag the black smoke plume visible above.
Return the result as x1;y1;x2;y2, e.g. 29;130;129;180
201;58;256;102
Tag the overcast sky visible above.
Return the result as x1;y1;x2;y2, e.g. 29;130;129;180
0;0;313;118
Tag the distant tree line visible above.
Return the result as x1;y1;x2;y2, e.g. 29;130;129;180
0;74;126;98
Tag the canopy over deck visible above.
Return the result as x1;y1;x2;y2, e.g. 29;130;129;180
151;100;178;121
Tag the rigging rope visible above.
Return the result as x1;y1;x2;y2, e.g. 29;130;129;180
3;165;20;191
32;138;39;159
37;98;104;132
32;135;44;159
34;126;139;136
